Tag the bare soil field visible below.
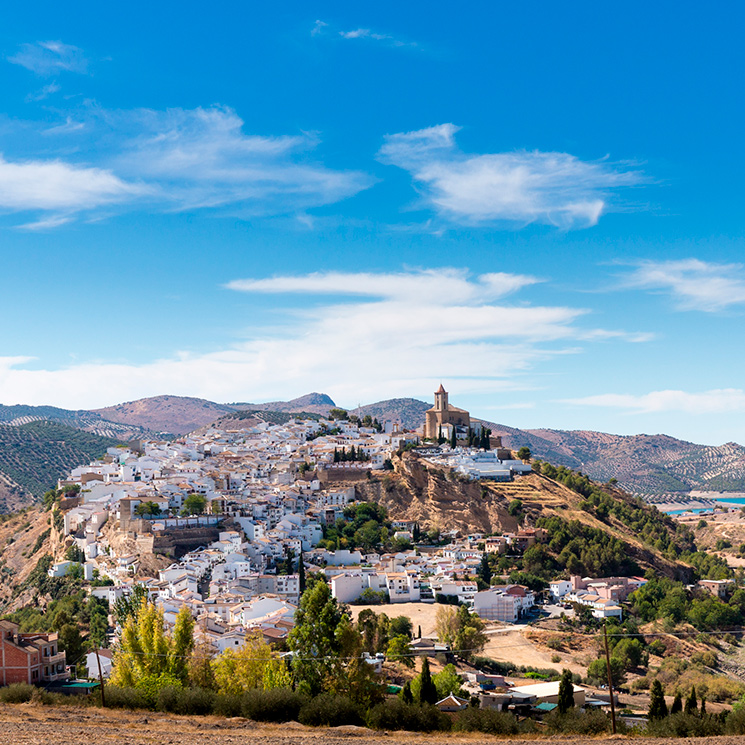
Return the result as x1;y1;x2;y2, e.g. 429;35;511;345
0;704;742;745
348;603;442;637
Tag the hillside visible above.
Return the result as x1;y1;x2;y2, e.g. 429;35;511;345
230;392;335;416
0;421;123;512
497;428;745;495
357;452;694;580
93;395;238;435
0;403;151;440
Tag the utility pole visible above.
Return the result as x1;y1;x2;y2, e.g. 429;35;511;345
602;621;617;734
94;647;106;708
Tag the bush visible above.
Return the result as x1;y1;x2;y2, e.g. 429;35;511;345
366;699;451;731
157;686;216;716
726;705;745;734
647;712;724;737
454;707;519;734
298;694;363;727
212;693;242;718
0;682;34;703
240;688;307;722
545;709;612;735
105;685;149;710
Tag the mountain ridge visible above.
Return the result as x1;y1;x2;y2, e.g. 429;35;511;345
2;392;745;501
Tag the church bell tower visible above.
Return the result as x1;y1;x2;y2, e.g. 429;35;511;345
434;384;448;412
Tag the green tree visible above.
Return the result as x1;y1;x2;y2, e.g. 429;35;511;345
685;686;698;715
180;493;207;516
517;446;531;461
433;664;464;698
386;634;414;667
298;551;306;592
450;427;457;448
418;656;438;705
671;691;683;714
477;553;492;586
648;679;668;719
557;668;575;714
170;606;195;683
113;584;148;628
400;680;414;704
58;623;85;666
389;615;412;639
212;632;291;693
288;580;346;695
453;604;487;661
135;501;162;517
587;657;625;686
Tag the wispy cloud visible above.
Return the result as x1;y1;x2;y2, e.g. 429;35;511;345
622;258;745;312
0;105;372;228
312;20;415;48
0;268;650;408
564;388;745;415
226;268;539;302
25;82;61;102
379;124;644;229
9;41;88;76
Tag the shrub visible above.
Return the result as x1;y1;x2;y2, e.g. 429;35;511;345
647;712;723;737
105;685;149;710
726;705;745;734
545;709;611;735
551;654;561;664
212;693;242;717
366;699;451;731
454;707;519;734
546;636;563;650
648;639;666;657
240;688;307;722
0;683;34;703
157;686;216;716
298;694;363;727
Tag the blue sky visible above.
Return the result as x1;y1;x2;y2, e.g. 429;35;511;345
1;2;745;444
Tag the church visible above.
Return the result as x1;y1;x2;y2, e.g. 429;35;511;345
423;384;473;440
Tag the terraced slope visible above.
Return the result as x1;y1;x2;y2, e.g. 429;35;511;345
0;421;123;512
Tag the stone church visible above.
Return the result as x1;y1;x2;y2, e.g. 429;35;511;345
423;384;472;440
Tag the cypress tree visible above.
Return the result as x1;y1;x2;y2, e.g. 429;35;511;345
700;695;706;717
478;553;492;586
437;425;444;444
298;551;306;592
648;679;668;720
684;686;698;715
557;669;575;714
401;681;414;705
333;447;339;463
418;656;438;705
671;691;682;714
450;426;457;448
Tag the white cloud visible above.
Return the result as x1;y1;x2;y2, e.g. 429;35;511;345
226;268;539;302
379;124;643;229
0;154;145;214
0;106;372;227
9;41;88;75
312;20;414;47
0;268;650;409
564;389;745;415
622;258;745;312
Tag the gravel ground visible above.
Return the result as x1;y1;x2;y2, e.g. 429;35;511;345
0;705;743;745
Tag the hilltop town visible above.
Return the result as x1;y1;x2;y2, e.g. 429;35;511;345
1;387;745;736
